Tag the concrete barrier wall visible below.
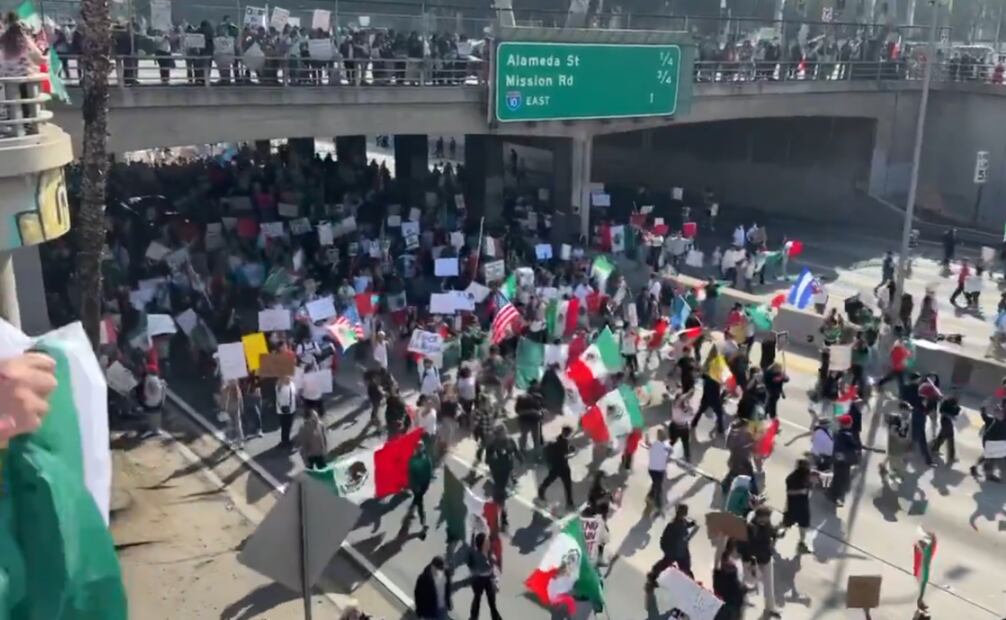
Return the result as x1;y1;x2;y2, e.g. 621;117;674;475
662;273;1006;396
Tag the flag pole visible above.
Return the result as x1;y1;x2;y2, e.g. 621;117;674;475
473;216;486;274
298;479;313;620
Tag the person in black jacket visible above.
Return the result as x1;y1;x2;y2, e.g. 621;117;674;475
763;362;788;420
783;459;813;554
485;425;520;531
829;414;862;506
645;504;696;587
744;506;781;618
713;542;747;620
537;426;575;509
931;396;960;464
515;382;544;460
413;556;452;620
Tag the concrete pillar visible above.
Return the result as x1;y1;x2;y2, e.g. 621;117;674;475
287;137;315;166
571;136;593;241
335;135;367;166
12;246;48;336
463;134;505;225
394;134;429;206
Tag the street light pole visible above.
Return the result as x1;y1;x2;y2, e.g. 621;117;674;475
892;0;939;328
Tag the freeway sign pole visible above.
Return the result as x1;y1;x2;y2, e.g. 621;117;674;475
494;42;684;123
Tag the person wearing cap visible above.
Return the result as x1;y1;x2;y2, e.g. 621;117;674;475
829;414;862;506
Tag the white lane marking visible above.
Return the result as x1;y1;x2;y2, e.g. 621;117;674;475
166;389;416;610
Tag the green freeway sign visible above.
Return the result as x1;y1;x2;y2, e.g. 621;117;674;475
494;42;682;122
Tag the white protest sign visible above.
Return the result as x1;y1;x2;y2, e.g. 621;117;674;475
483;259;506;282
401;221;420;238
429;293;455;314
306;296;337;322
205;223;224;251
641;205;654;214
312;8;331;30
184;33;205;49
217;342;249;381
456;40;474;57
148;314;178;337
672;187;684;201
308;38;334;61
465;281;491;303
358;15;370;26
278;202;299;218
535;244;553;260
449;291;476;312
106;361;139;396
538;187;550;201
261;222;285;239
341;216;357;234
387;215;401;227
244;5;267;27
451;231;465;249
409;207;422;222
656;568;723;620
149;0;172;32
560;244;572;260
145;241;171;262
289;218;311;236
829;344;852;371
435;258;459;277
303;369;334;395
591;192;610;207
455;194;466;210
408;330;444;356
174;309;198;335
317;222;334;246
213;36;235;56
270;6;290;30
258;308;292;332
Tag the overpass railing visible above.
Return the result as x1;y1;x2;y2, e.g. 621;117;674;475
56;55;486;88
0;74;52;139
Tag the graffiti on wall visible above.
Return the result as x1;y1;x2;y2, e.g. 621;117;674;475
11;168;70;248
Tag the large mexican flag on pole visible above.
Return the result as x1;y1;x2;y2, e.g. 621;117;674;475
565;327;622;405
309;429;422;503
525;517;605;615
580;385;644;444
545;297;579;340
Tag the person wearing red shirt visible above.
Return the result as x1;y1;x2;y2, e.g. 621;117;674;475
878;333;912;393
950;259;971;307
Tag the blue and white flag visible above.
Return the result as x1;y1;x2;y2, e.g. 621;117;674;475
670;295;691;330
787;268;815;310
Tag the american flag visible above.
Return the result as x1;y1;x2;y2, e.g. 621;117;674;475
490;303;522;345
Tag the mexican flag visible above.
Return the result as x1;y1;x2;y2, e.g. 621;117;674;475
673;326;703;343
755;418;781;458
442;468;502;564
310;429;422;503
501;273;518;301
525;517;605;615
646;318;669;349
325;315;362;350
833;385;857;416
580;385;644;444
559;372;587;417
1;321;127;618
913;530;937;599
745;304;774;332
515;337;544;389
566;327;622;404
546;297;579;339
591;255;615;288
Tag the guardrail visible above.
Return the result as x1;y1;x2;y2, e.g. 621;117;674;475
55;55;486;88
0;74;52;139
46;54;1006;92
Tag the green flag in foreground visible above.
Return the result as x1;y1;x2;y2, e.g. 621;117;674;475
0;342;127;619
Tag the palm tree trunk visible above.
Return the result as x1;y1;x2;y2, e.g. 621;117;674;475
77;0;111;348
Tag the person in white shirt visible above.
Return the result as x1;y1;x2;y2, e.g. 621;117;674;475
620;325;638;380
275;375;298;447
732;225;746;249
418;358;442;400
669;390;694;462
300;370;324;412
456;365;477;423
417;395;438;438
645;427;673;513
372;330;389;370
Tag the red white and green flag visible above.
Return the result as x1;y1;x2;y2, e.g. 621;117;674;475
833;385;858;416
558;372;587;418
566;327;623;404
646;318;669;349
525;517;605;615
591;255;615;287
581;385;644;444
546;297;579;340
309;429;422;503
913;530;938;599
442;468;502;565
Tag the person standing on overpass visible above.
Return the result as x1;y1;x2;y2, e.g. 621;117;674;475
942;228;958;269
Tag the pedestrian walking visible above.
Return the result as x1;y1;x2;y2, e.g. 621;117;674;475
485;425;519;531
140;365;167;439
877;330;911;394
783;459;813;554
365;368;385;429
515;383;544;460
942;227;957;268
881;402;913;485
830;414;862;506
221;379;245;446
275;374;297;447
537;426;575;510
743;506;782;618
467;533;503;620
712;542;747;620
646;504;696;587
724;419;757;495
931;395;960;464
298;408;328;470
644;427;673;515
403;441;433;539
668;390;694;462
693;373;727;436
242;374;265;438
764;362;788;420
414;556;452;620
950;259;971;307
472;393;495;462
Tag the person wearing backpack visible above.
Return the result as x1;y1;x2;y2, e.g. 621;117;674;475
646;504;696;588
141;366;167;439
485;425;519;531
536;426;575;510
